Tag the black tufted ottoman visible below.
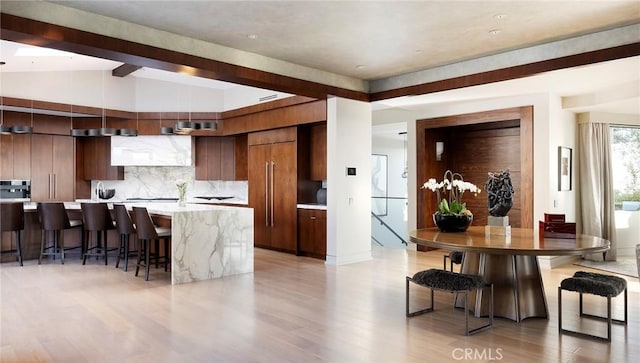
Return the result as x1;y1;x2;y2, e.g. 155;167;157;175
559;271;628;342
406;268;493;335
443;251;464;271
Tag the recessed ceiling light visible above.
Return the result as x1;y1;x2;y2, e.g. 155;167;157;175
415;49;423;54
247;34;257;40
494;13;507;20
489;29;502;36
356;65;365;69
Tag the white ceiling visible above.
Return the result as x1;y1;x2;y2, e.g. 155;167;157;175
47;0;640;80
1;1;639;116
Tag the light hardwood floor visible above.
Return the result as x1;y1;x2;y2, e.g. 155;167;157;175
1;246;638;362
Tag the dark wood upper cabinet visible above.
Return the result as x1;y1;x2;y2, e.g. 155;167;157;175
195;136;247;181
78;137;124;181
0;134;31;180
310;123;327;181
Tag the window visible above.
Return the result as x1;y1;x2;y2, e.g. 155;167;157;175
611;126;640;210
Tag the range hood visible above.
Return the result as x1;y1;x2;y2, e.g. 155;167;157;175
111;135;193;166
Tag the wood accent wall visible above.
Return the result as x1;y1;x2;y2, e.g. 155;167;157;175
416;107;533;231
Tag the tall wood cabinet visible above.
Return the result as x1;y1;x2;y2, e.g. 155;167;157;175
30;134;75;201
248;127;297;253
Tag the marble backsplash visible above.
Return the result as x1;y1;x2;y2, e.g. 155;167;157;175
91;166;247;202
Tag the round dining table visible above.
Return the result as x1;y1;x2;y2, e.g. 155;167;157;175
409;226;610;322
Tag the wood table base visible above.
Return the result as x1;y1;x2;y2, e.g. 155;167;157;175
455;252;549;322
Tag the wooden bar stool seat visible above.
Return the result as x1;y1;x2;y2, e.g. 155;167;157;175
37;202;83;264
1;202;25;266
113;204;138;271
81;203;117;265
132;207;171;281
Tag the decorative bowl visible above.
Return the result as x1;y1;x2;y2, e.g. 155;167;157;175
433;214;473;232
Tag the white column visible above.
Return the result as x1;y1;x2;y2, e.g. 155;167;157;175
325;97;373;265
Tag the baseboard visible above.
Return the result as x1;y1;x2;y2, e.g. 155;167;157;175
325;251;372;265
538;255;580;269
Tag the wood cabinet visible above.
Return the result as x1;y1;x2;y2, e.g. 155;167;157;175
297;208;326;259
78;137;124;181
30;134;75;202
0;134;31;180
248;128;298;253
195;136;239;180
310;123;327;181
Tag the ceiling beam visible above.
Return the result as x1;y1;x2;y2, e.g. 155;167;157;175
0;13;369;102
1;13;638;103
112;63;142;77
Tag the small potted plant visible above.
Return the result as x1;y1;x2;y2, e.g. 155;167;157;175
422;170;481;232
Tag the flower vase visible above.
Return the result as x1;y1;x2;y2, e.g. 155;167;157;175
433;214;473;232
178;187;187;207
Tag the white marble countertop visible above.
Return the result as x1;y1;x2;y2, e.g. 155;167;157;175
23;201;249;213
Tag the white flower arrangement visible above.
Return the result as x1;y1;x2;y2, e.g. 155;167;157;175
421;170;481;215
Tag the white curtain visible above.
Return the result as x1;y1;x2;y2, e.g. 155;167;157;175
578;122;617;261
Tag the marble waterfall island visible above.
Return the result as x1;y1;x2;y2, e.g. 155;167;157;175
141;203;253;285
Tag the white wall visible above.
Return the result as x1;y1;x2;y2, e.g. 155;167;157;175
326;97;372;265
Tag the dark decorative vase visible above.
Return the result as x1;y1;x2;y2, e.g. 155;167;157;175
433;214;473;232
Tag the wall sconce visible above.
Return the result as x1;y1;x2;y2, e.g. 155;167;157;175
436;141;444;161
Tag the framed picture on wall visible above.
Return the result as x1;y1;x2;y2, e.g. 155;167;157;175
558;146;572;191
371;154;388;216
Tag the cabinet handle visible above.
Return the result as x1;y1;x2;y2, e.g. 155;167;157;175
48;174;53;199
53;174;56;199
270;161;275;227
265;162;269;227
310;216;317;220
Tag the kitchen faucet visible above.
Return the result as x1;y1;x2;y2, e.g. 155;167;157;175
95;181;104;201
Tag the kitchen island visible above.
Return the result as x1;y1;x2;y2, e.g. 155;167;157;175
137;203;253;285
9;202;253;285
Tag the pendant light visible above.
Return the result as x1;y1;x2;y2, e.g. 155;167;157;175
400;131;408;179
0;98;11;135
118;110;137;136
12;99;34;134
160;111;174;134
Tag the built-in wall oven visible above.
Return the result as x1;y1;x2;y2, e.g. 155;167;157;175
0;180;31;200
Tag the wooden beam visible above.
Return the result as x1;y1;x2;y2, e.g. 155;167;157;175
0;13;369;102
112;63;142;77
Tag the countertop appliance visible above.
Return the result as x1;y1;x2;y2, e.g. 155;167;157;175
0;180;31;200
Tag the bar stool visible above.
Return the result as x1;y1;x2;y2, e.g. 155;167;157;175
81;202;117;265
37;202;83;264
133;206;171;281
1;202;25;266
114;204;137;271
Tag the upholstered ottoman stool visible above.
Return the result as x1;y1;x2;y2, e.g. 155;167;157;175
559;271;628;342
406;268;493;335
443;251;463;271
